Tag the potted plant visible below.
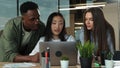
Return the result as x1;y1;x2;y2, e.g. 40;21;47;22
76;40;94;68
60;55;69;68
105;52;114;68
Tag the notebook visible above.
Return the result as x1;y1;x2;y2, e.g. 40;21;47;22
39;42;77;66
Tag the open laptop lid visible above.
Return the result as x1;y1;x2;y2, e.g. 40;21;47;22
39;42;77;66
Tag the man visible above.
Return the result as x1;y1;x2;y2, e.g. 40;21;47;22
0;1;45;62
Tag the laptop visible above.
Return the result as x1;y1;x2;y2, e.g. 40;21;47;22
39;42;77;66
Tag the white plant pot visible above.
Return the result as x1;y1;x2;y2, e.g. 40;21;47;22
60;60;69;68
105;60;113;68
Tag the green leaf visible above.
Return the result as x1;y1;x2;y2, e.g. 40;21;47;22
76;40;94;58
61;55;69;60
106;52;113;60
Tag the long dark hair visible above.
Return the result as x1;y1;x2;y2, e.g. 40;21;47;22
83;7;115;55
44;12;67;41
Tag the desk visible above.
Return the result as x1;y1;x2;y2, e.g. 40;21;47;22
0;62;106;68
0;62;80;68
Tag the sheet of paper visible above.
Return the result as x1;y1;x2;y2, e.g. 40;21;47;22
3;62;36;68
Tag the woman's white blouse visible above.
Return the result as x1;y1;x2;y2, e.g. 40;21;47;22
29;35;75;55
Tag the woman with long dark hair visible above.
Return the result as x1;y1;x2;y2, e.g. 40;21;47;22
79;7;115;64
30;12;75;55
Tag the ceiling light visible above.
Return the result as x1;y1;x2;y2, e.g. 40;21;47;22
75;27;82;29
74;23;84;25
59;2;106;11
59;4;105;11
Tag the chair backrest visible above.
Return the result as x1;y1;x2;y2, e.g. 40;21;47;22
113;51;120;60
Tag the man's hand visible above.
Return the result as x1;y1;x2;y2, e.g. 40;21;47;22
30;52;39;62
13;52;40;62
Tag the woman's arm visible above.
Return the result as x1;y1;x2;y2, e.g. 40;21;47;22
29;37;45;55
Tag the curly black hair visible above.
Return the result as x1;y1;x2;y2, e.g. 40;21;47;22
20;1;38;15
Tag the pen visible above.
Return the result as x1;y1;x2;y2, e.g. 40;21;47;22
45;51;48;64
45;51;48;68
45;47;50;68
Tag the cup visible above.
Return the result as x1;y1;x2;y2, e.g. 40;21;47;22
41;57;46;68
41;57;51;68
105;60;113;68
60;60;69;68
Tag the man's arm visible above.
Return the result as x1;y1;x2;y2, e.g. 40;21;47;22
13;53;39;62
0;18;39;62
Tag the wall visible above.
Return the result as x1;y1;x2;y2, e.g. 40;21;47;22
66;14;75;36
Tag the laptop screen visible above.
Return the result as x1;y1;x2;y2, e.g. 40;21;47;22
39;42;77;66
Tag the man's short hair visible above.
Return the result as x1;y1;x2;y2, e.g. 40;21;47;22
20;1;38;15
